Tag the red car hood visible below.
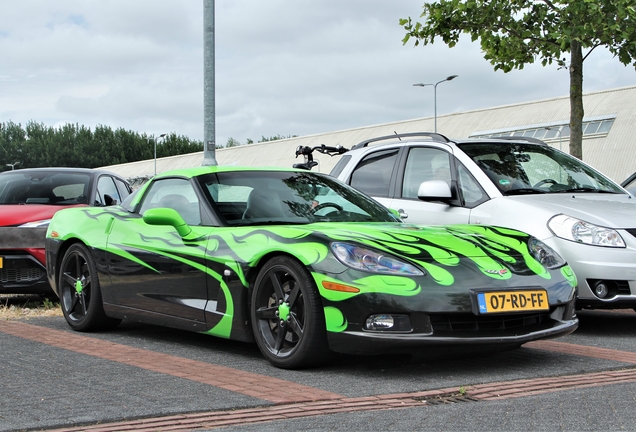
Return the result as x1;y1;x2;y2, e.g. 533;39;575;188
0;204;86;227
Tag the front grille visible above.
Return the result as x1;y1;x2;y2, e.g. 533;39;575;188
0;267;46;283
617;281;631;295
625;229;636;239
0;252;47;285
430;311;551;333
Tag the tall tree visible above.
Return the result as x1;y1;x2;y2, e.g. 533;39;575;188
401;0;636;160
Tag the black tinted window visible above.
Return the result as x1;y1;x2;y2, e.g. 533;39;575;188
349;149;398;197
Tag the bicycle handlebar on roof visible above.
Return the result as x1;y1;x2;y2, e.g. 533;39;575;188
293;144;349;170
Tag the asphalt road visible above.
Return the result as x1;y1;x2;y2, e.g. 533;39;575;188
1;309;636;431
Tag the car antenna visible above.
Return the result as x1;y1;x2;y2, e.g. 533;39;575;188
394;131;402;141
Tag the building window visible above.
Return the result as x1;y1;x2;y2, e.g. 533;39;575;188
470;118;615;140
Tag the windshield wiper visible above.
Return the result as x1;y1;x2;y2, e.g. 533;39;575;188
557;187;621;194
504;188;548;195
239;220;309;226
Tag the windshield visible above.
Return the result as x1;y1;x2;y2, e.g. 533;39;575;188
0;171;91;205
197;170;399;226
458;142;624;196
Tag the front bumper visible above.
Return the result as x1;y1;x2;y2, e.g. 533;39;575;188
327;303;578;355
0;228;51;294
0;251;51;294
546;235;636;308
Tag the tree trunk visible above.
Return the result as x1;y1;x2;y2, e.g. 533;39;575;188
569;39;584;160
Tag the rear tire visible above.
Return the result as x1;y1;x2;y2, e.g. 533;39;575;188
251;256;329;369
58;243;120;332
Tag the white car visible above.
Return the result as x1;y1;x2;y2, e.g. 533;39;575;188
323;132;636;310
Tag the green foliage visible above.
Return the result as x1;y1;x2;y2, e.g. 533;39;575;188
259;134;298;143
225;137;241;147
0;121;203;171
401;0;636;160
222;135;297;148
402;0;636;71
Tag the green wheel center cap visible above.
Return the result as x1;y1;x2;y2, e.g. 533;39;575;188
75;280;83;293
278;303;290;321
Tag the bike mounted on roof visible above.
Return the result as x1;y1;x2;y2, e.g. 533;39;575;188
292;132;457;171
293;144;349;170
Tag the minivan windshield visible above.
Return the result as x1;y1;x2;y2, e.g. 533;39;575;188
458;142;624;196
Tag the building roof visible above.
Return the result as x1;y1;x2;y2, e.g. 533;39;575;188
101;85;636;183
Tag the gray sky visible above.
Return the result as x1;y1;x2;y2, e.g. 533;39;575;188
1;0;635;147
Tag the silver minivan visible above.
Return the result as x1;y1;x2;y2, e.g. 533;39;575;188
329;133;636;310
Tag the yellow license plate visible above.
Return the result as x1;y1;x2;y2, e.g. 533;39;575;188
0;257;3;268
477;290;548;313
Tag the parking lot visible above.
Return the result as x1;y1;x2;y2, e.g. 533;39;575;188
1;306;636;431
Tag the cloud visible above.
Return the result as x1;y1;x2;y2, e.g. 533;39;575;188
0;0;634;150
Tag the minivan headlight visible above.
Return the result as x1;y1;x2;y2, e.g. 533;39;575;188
548;214;625;248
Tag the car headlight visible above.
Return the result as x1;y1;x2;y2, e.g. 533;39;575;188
548;214;625;248
330;242;423;275
19;219;52;228
527;237;566;269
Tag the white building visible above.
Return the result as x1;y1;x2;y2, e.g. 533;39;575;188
102;85;636;184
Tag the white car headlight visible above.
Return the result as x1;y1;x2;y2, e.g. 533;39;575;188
548;214;625;248
19;219;52;228
330;242;424;275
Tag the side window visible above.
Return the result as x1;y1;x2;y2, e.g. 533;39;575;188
329;155;351;178
457;163;488;208
349;149;398;197
139;178;201;226
96;176;121;206
114;178;132;200
401;148;451;199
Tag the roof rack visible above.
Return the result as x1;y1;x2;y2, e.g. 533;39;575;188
351;132;451;149
491;136;548;145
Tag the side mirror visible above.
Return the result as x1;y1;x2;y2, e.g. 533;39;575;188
104;194;117;206
143;208;192;237
417;180;452;204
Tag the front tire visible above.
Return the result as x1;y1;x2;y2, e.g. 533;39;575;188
251;256;329;369
58;243;120;332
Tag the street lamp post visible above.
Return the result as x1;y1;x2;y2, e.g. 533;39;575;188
413;75;458;133
544;126;563;151
154;134;167;176
5;161;20;170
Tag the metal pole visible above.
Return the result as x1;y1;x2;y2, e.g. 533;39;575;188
154;134;166;176
202;0;218;166
433;83;438;133
413;75;458;133
545;127;563;151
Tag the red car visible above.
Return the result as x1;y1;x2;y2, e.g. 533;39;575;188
0;168;131;294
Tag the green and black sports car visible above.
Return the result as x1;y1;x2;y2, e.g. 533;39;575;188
46;166;578;368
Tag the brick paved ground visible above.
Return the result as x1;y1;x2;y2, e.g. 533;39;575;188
2;310;636;431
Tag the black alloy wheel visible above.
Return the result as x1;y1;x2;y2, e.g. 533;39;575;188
251;256;329;369
58;243;120;332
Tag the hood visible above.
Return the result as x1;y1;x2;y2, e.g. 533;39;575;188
303;222;555;283
0;204;86;227
310;222;532;262
507;193;636;228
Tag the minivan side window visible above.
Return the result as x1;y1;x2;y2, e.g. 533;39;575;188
349;149;398;197
401;148;451;199
457;162;488;208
